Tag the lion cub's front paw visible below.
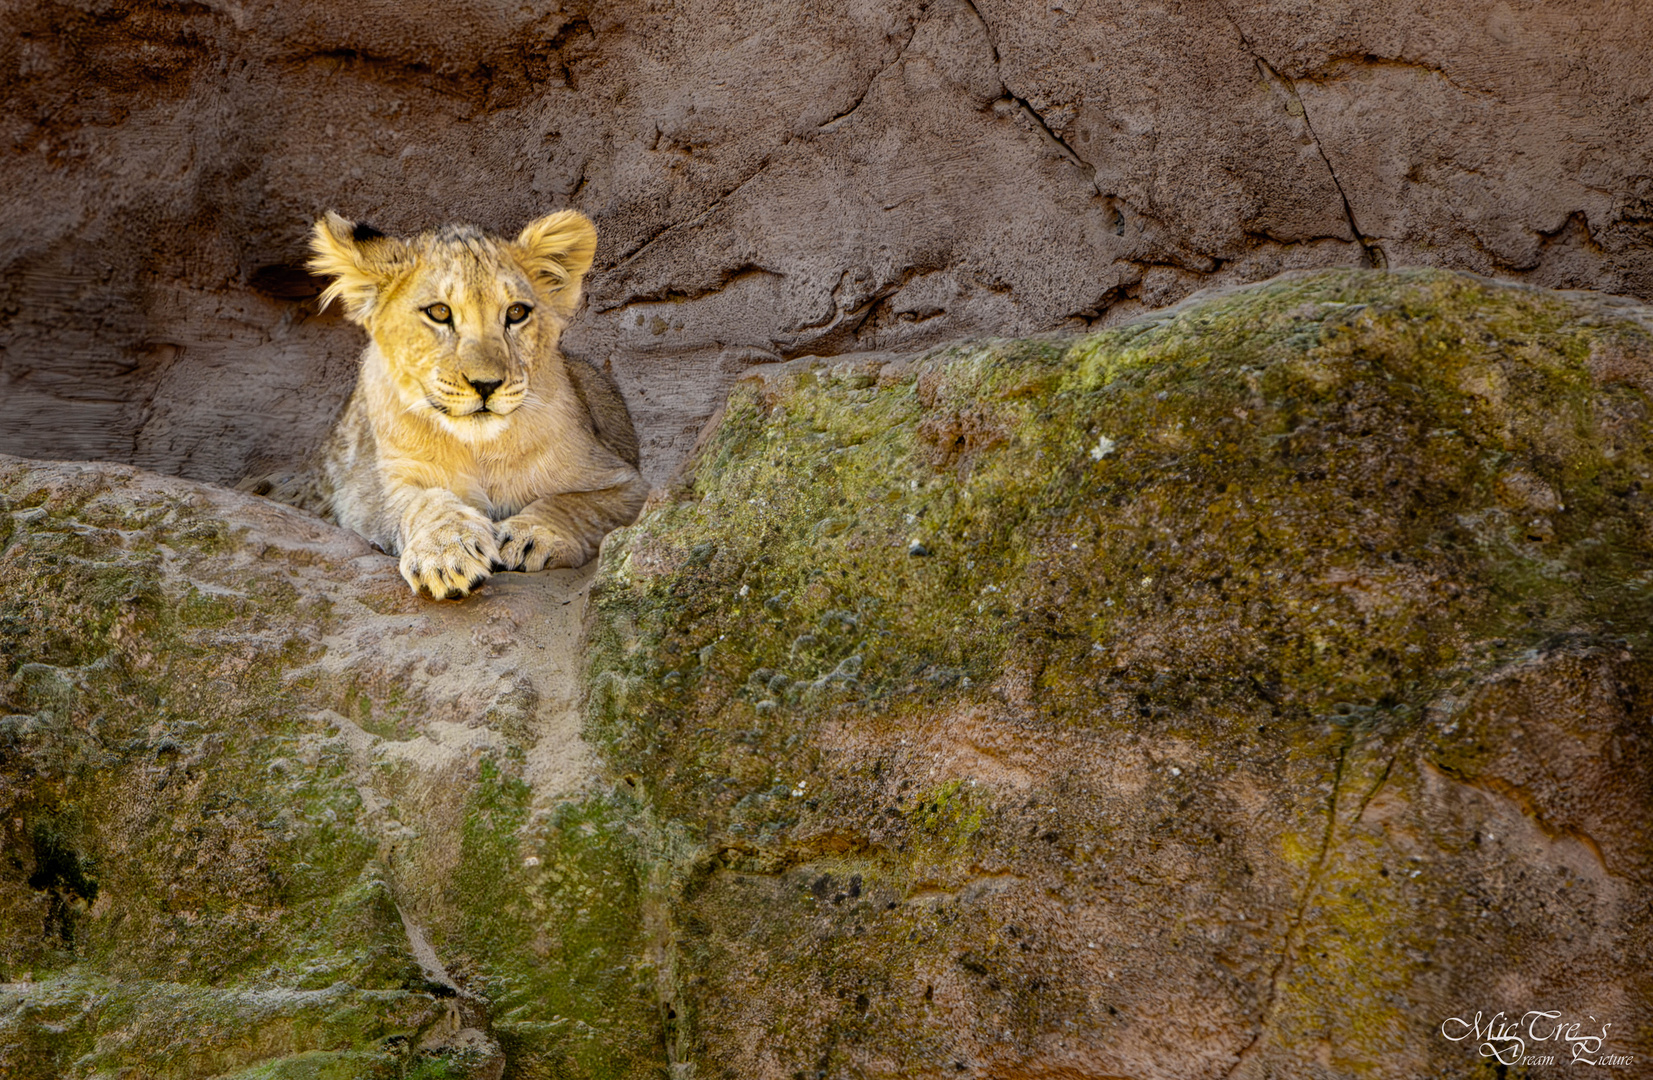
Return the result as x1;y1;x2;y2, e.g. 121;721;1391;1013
494;517;591;573
399;510;500;599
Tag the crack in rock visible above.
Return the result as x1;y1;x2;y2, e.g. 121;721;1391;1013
816;17;923;132
1253;56;1386;269
1222;735;1353;1079
604;263;785;316
614;10;924;279
1213;0;1386;268
609;157;779;276
962;0;1094;181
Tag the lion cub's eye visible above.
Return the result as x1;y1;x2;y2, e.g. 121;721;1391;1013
505;302;531;326
423;303;453;325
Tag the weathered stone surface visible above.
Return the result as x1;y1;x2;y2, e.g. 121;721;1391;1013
586;269;1653;1077
0;460;658;1078
1;1;1649;490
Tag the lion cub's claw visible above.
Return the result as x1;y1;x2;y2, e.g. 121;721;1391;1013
495;518;589;573
399;512;500;599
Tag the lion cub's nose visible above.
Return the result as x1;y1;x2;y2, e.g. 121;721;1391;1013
468;378;504;402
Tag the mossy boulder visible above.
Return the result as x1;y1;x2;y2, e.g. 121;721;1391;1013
587;269;1653;1078
0;464;661;1078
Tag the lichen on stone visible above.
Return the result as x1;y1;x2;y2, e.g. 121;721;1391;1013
0;462;662;1078
585;269;1653;1077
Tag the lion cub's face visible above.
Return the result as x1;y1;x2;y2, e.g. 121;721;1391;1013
308;210;598;444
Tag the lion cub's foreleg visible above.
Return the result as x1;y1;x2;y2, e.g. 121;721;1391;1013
495;481;646;573
394;486;502;599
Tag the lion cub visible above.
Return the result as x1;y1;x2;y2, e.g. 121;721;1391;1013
291;210;645;598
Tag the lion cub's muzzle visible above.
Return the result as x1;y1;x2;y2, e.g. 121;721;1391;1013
438;379;525;417
435;340;525;417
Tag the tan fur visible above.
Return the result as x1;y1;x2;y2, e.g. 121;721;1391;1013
253;210;644;598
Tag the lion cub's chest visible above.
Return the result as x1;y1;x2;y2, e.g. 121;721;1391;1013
462;461;550;521
458;443;600;521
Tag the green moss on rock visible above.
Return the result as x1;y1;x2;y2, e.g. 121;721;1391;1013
0;974;442;1079
0;462;664;1078
446;770;661;1080
5;268;1650;1078
586;270;1653;1076
593;270;1653;809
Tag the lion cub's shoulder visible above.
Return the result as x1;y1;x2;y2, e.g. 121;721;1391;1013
564;356;641;470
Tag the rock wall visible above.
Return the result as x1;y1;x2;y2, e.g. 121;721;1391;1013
1;1;1649;488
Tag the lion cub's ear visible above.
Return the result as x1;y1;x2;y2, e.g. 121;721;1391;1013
308;211;407;324
515;210;598;317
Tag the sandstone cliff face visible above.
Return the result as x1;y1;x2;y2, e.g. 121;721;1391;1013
1;1;1649;488
4;271;1651;1078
